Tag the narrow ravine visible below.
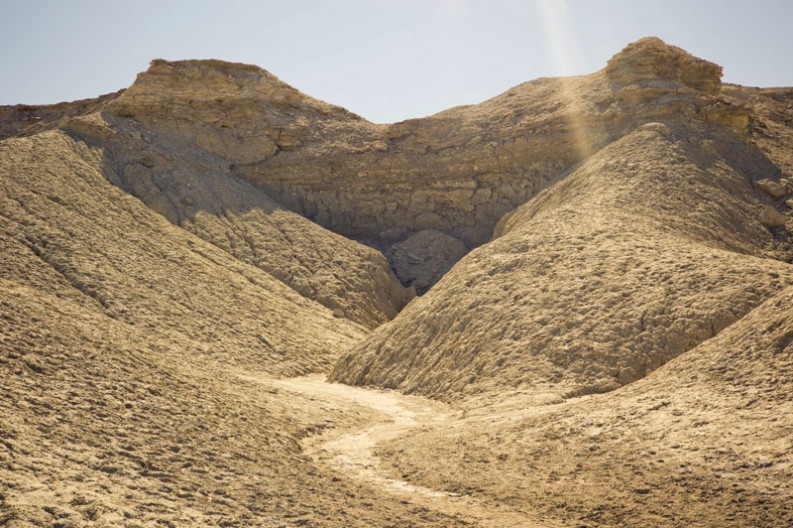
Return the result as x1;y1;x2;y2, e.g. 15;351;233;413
271;374;566;528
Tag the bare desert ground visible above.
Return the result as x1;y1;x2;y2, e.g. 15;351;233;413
2;37;793;527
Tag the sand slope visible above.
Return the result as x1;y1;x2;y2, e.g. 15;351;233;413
377;283;793;527
0;131;458;526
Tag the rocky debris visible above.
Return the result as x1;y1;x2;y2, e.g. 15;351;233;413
755;177;791;198
387;230;467;294
232;108;582;247
231;38;746;246
759;205;787;227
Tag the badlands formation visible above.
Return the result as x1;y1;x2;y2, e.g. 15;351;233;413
2;37;793;527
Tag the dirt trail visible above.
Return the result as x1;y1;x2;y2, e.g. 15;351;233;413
272;375;565;528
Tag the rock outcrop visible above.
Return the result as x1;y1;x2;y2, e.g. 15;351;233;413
605;37;723;93
387;230;467;294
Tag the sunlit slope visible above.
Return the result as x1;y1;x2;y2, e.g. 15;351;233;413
0;279;453;527
378;281;793;527
332;120;793;399
0;130;365;373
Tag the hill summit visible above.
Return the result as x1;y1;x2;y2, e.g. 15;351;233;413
606;36;723;92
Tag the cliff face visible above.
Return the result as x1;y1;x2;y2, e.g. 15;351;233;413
104;38;749;254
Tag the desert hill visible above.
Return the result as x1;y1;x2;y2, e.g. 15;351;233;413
0;130;367;373
376;280;793;527
2;37;793;527
0;128;454;527
331;38;793;399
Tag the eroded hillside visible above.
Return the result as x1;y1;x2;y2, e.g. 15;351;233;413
0;129;458;527
376;283;793;527
332;38;793;400
2;37;793;528
332;121;793;399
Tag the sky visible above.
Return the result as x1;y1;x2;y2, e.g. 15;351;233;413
1;0;792;123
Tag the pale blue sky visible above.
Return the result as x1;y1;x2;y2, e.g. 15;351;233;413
1;0;792;123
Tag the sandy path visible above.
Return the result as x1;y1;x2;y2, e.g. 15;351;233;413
272;374;565;528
